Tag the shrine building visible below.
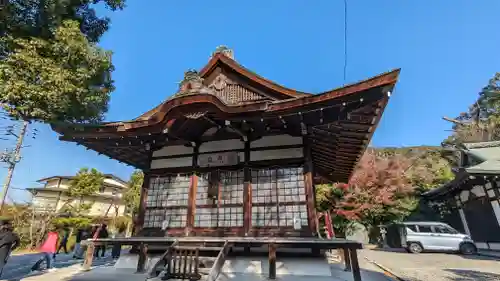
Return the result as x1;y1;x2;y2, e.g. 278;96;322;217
51;46;400;239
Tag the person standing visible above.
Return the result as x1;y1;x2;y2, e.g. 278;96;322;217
31;228;58;272
72;228;83;259
0;220;20;277
55;228;69;256
95;224;108;258
111;226;126;259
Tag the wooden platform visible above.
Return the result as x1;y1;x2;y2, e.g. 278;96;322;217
84;236;363;281
92;236;363;249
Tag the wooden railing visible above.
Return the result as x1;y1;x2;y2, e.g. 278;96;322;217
206;241;231;281
147;240;179;278
165;247;201;280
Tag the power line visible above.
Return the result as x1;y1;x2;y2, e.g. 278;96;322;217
343;0;348;85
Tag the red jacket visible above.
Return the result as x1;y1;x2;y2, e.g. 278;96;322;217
40;232;58;254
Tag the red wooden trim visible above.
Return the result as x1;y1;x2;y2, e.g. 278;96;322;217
304;171;316;235
243;181;252;235
186;174;198;235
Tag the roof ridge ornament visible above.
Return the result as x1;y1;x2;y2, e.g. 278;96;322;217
179;69;204;92
212;45;234;60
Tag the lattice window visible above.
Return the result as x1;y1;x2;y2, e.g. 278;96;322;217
144;209;164;228
251;169;279;226
219;170;244;204
278;204;308;227
277;167;305;203
194;170;244;228
251;167;308;228
164;208;188;228
195;173;211;206
144;174;190;228
194;208;218;227
218;207;244;227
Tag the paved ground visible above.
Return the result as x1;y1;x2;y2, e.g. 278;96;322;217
1;252;116;281
362;248;500;281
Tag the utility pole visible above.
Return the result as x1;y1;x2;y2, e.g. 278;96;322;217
0;120;28;213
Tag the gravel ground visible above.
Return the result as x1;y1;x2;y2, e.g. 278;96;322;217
361;248;500;281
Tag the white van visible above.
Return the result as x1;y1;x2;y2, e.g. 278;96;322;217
402;221;477;255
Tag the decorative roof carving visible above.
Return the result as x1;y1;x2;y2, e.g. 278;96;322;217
212;45;234;60
208;73;268;105
179;69;204;91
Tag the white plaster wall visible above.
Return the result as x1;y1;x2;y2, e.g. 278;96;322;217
45;179;62;189
250;135;303;148
32;192;59;211
153;145;194;157
199;139;244;153
150;157;193;169
250;148;303;162
104;178;127;188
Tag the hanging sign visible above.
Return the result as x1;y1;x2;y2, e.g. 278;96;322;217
198;152;239;167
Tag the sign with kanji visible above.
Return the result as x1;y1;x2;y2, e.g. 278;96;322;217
198;152;239;167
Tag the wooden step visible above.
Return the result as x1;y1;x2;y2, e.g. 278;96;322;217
198;267;211;275
174;246;222;251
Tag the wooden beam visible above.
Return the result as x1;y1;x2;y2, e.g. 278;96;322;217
312;127;367;139
186;174;198;235
243;140;252;236
303;136;317;236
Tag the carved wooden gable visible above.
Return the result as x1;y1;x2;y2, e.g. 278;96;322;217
208;73;270;105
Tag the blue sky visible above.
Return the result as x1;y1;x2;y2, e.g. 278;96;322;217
2;0;500;202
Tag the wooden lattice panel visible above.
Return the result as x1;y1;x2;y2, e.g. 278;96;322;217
144;175;190;228
251;169;279;227
194;170;244;228
251;167;308;228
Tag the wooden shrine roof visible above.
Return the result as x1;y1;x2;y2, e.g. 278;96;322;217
51;47;400;183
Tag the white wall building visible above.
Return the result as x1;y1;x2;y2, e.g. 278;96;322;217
28;174;128;217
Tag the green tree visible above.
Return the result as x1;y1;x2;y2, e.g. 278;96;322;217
60;167;104;216
1;0;126;44
0;20;114;123
68;167;104;198
123;170;143;216
443;73;500;145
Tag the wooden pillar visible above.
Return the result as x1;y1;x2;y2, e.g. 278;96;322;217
82;242;95;271
186;174;198;235
303;136;317;236
268;243;277;279
135;173;150;235
186;143;199;236
243;140;252;236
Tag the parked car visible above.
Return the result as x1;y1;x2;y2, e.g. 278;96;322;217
384;221;477;255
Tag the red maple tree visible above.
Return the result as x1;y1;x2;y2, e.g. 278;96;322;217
332;150;417;230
